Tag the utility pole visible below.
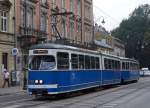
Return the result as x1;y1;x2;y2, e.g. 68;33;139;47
23;0;27;90
51;7;72;40
13;0;17;86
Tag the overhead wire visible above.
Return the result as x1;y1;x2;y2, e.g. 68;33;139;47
93;3;120;24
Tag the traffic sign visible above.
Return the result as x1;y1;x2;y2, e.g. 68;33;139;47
12;48;18;56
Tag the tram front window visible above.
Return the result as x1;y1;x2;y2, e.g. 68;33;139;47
29;55;55;70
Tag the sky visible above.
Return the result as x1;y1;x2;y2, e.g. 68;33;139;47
93;0;150;31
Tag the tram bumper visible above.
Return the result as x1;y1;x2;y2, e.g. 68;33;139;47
28;84;58;95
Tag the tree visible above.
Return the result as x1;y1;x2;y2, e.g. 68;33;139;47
111;4;150;67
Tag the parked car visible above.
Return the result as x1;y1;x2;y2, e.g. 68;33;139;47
140;68;150;76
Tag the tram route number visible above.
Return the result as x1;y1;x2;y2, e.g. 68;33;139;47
33;50;48;54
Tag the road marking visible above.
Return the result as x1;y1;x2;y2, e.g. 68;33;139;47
2;105;22;108
102;103;117;108
102;105;114;108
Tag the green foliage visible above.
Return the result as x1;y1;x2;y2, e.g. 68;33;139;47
111;4;150;67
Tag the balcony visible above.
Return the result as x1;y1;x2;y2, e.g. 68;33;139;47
41;0;49;9
21;0;37;8
0;0;12;7
21;0;38;4
19;26;47;47
51;3;60;13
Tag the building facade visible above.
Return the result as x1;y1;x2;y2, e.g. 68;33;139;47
94;24;113;54
0;0;15;87
14;0;93;69
14;0;93;47
51;0;94;45
111;37;125;57
12;0;93;87
94;24;125;57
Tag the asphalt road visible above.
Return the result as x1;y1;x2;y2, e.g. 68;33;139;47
0;77;150;108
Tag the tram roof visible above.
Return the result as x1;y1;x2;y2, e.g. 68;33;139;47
120;57;139;63
30;43;139;63
30;43;100;54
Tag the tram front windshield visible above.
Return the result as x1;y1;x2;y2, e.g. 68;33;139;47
29;55;55;70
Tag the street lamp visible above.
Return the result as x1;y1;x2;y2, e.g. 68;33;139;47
92;16;105;46
94;16;105;25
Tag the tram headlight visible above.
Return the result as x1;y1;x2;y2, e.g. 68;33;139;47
39;80;43;84
35;80;38;84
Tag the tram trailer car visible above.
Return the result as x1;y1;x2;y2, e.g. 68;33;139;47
120;58;140;83
101;54;121;85
28;43;139;96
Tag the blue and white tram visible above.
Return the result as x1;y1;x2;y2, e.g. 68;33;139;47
101;54;121;85
27;43;139;95
120;58;139;83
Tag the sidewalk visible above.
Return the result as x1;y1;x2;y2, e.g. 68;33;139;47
0;86;26;96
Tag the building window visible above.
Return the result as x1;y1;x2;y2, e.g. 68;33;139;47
62;18;67;38
52;0;56;9
76;23;81;41
40;13;47;32
1;11;8;32
70;0;74;12
77;23;81;33
21;7;25;26
27;8;34;28
2;53;8;69
77;0;81;16
41;0;47;5
61;0;65;9
85;4;91;20
70;20;74;40
51;16;56;36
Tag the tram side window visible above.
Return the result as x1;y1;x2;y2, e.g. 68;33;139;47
57;52;69;69
122;62;125;70
71;54;78;69
104;58;112;69
79;55;84;69
85;55;90;69
114;60;117;70
96;57;100;69
108;59;112;69
135;63;138;70
117;61;120;70
136;64;139;70
112;60;115;70
104;58;108;69
135;63;137;70
132;63;135;70
130;63;133;70
91;56;95;69
126;62;129;70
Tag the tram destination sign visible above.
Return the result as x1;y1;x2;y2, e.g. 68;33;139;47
33;49;48;54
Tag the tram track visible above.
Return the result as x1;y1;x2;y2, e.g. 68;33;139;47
0;77;149;108
53;77;150;108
